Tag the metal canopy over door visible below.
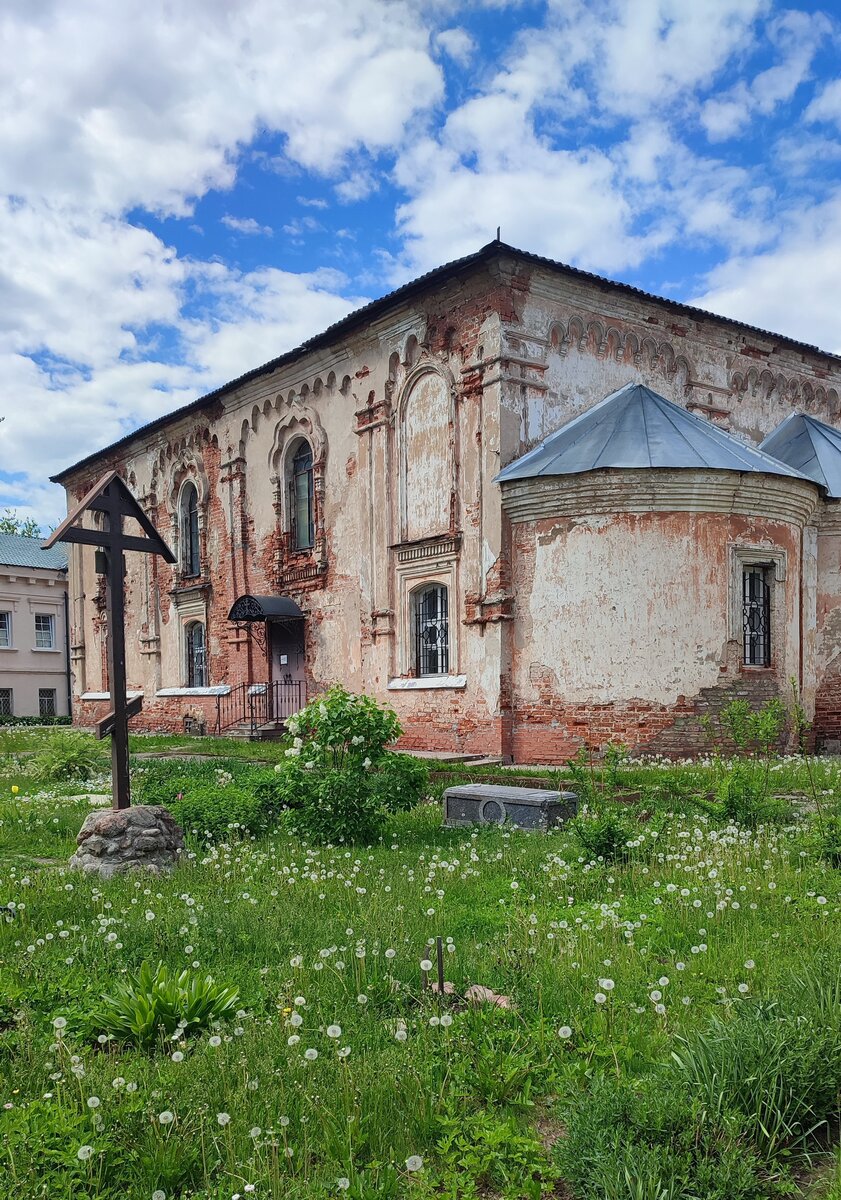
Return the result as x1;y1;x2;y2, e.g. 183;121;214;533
223;594;307;736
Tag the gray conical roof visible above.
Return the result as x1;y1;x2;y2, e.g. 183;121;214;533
495;382;812;484
759;413;841;499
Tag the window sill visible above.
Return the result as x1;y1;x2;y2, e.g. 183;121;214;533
155;686;231;697
31;646;60;653
80;690;144;701
0;646;17;652
387;675;467;691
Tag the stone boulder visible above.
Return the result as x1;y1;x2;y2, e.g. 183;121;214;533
69;805;184;880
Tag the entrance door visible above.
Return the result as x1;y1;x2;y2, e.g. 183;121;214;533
269;620;306;719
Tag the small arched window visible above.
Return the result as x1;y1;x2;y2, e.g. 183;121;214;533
288;439;314;550
180;482;200;577
185;620;207;687
413;584;449;677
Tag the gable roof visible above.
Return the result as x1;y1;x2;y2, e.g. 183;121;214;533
51;240;841;486
760;413;841;499
494;382;814;484
0;533;67;571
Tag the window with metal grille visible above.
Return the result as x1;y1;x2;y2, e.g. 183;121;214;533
414;584;449;676
38;689;56;718
34;613;54;649
0;612;10;648
289;440;315;550
180;482;200;577
185;621;207;687
0;688;11;716
743;566;771;666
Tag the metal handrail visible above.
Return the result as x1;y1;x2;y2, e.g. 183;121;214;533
215;680;306;738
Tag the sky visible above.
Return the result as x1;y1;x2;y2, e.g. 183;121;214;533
2;0;841;528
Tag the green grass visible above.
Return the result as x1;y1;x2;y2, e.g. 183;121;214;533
0;754;839;1199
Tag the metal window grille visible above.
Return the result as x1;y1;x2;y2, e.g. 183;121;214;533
743;566;771;667
414;585;449;676
290;442;315;550
38;689;56;718
34;613;54;649
181;483;200;577
0;612;10;648
186;621;207;687
0;688;11;716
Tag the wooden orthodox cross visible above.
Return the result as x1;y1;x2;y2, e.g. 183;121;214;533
43;471;175;810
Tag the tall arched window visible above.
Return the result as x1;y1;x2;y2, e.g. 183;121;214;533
180;482;200;577
185;620;207;687
413;584;449;676
288;439;314;550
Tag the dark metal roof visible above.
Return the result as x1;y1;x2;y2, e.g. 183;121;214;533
228;594;304;622
495;382;814;484
0;533;67;570
760;413;841;499
51;240;841;485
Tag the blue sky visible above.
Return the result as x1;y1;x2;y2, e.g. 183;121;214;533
2;0;841;526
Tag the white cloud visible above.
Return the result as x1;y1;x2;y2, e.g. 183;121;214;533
221;215;273;236
691;190;841;353
805;77;841;127
434;28;476;66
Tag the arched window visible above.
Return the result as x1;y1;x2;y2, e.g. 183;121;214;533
288;439;314;550
413;584;449;676
180;482;200;577
185;621;207;687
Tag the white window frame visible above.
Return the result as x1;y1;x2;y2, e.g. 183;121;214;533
34;612;55;650
0;611;11;649
728;544;786;668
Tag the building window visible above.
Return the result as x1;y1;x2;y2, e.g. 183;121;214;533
34;613;55;649
0;612;10;648
0;688;11;716
180;482;201;577
413;584;449;676
38;688;57;718
289;440;315;550
185;620;207;687
743;566;771;667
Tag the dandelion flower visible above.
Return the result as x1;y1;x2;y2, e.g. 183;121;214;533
304;1048;318;1061
217;1112;231;1126
249;1126;261;1139
152;1192;166;1200
558;1025;573;1039
76;1146;93;1161
208;1035;222;1047
405;1155;423;1172
420;959;433;972
52;1017;67;1031
594;992;607;1004
86;1096;101;1109
158;1111;174;1125
338;1179;351;1191
326;1025;341;1038
171;1051;184;1063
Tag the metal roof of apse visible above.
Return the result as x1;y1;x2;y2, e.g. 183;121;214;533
494;383;815;484
759;413;841;499
0;533;68;570
51;240;841;485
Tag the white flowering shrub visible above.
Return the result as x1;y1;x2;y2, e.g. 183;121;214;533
272;686;426;844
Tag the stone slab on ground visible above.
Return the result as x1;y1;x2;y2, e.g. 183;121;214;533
443;783;578;831
69;805;184;879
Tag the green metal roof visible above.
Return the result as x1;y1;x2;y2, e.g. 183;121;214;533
0;533;67;570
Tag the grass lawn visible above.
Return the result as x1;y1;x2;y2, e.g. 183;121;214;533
0;734;840;1198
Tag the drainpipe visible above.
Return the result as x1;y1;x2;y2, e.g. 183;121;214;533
63;583;72;719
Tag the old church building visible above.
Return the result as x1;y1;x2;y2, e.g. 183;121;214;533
53;241;841;761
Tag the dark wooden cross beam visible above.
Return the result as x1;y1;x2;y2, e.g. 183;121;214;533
43;471;175;810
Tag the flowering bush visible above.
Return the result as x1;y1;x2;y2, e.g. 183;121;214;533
274;686;425;843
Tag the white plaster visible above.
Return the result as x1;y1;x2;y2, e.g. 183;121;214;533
388;675;467;690
81;691;144;700
155;686;231;697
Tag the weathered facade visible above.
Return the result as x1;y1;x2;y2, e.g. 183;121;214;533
53;243;841;761
0;534;70;719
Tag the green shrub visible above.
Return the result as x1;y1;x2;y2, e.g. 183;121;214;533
570;805;635;862
712;764;793;827
276;686;421;844
132;760;282;841
96;960;239;1048
33;730;106;782
0;714;71;727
